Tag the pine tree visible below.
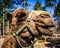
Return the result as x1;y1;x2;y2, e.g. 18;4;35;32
34;0;45;10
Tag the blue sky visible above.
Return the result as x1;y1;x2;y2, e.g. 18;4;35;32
20;0;45;10
14;0;59;16
27;0;45;10
14;0;59;23
16;0;58;15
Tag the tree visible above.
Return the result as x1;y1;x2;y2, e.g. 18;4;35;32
0;0;16;36
34;0;45;10
45;0;56;13
16;0;29;9
54;0;60;31
22;0;29;9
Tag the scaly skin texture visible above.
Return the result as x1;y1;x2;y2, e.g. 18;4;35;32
2;8;55;48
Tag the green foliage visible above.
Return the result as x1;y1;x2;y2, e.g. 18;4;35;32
53;0;60;33
34;0;41;10
22;0;30;9
45;0;56;13
54;0;60;26
45;0;56;7
34;0;45;10
54;0;60;14
0;0;16;26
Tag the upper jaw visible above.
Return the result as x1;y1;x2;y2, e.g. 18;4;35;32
37;25;54;36
41;25;55;36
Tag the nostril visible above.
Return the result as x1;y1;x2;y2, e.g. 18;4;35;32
16;12;26;18
20;12;26;17
47;20;55;26
50;30;53;32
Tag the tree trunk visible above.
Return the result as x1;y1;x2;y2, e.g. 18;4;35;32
3;7;5;36
57;11;60;27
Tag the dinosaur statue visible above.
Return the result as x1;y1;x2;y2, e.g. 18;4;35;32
1;8;55;48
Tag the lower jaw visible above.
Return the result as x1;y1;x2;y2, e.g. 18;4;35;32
21;42;31;47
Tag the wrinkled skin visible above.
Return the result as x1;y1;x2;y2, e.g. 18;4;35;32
2;8;55;48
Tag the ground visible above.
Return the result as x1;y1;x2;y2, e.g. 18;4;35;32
0;38;4;48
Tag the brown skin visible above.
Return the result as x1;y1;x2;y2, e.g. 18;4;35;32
2;9;55;48
31;11;55;35
2;35;16;48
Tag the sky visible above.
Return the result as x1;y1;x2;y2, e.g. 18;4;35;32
12;0;59;24
16;0;59;15
19;0;59;24
19;0;45;10
16;0;58;18
26;0;54;15
27;0;45;10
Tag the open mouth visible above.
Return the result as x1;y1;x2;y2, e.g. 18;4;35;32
19;36;32;47
41;26;54;31
41;25;55;35
37;25;55;36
